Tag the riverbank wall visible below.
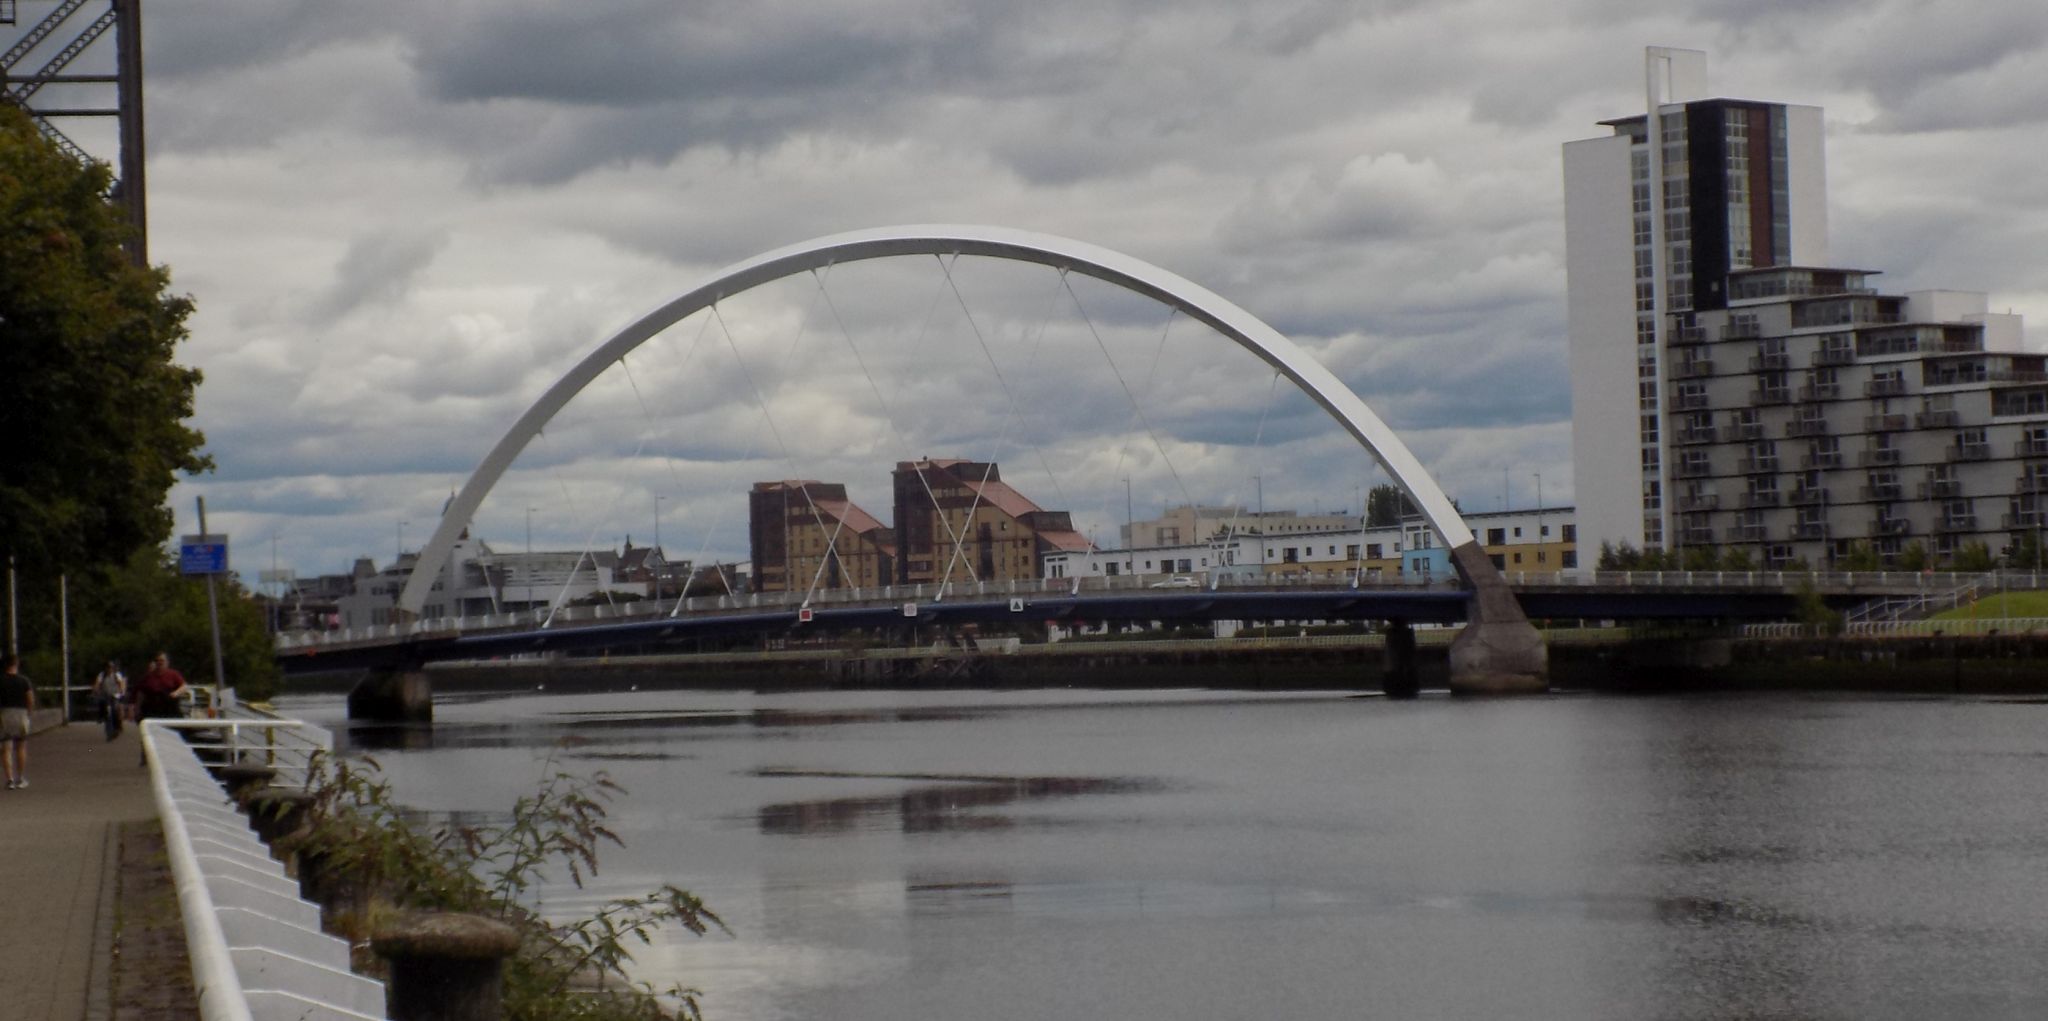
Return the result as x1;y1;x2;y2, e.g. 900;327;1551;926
280;630;2048;698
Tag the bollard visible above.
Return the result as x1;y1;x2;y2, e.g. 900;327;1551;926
373;912;523;1021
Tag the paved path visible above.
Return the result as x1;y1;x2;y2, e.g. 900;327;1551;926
0;718;160;1021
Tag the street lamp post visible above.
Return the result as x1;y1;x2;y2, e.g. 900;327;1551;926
1533;472;1544;565
653;496;666;599
397;519;408;564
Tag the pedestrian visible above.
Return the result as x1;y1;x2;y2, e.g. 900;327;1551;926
93;659;127;741
132;651;189;764
2;654;34;790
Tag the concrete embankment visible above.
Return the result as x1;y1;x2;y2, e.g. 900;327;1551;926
287;631;2048;700
1553;633;2048;695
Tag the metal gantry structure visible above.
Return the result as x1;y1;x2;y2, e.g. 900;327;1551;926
0;0;146;264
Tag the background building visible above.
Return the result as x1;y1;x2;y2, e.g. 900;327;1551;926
748;480;896;593
1567;48;2032;567
892;458;1091;585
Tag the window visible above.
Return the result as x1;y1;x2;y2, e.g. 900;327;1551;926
1562;524;1576;542
1346;545;1361;559
1282;548;1299;564
1366;544;1383;559
1513;527;1523;538
1487;528;1506;545
1562;551;1578;568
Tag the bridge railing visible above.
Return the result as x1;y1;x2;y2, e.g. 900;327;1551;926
143;717;388;1021
275;568;2048;654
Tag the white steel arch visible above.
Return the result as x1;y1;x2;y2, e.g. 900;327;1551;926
399;225;1479;617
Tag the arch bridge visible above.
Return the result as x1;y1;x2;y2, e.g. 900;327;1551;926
356;226;1546;716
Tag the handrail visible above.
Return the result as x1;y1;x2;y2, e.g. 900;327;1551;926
144;722;263;1021
144;717;384;1021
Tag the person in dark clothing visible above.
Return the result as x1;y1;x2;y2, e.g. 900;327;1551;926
132;651;189;764
2;654;35;790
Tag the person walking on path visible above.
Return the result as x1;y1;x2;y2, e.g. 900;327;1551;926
2;653;35;790
92;659;127;741
131;651;188;765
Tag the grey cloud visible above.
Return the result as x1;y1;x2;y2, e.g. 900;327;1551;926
307;229;450;322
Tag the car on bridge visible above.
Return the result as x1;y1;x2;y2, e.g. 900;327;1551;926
1149;575;1200;589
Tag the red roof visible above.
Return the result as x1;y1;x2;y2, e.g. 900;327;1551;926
961;477;1043;518
1037;529;1093;553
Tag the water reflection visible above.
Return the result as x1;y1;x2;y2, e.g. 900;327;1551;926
755;769;1166;836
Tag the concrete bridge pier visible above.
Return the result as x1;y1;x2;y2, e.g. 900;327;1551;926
1382;620;1420;699
1446;541;1549;694
348;668;434;722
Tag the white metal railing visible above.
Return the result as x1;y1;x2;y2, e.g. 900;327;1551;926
1843;617;2048;638
144;718;385;1021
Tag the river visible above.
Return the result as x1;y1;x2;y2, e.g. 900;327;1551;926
276;685;2048;1020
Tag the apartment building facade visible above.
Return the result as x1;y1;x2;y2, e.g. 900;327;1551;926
1567;48;2032;566
748;480;896;593
892;458;1091;585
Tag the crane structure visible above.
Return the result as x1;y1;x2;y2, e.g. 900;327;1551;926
0;0;146;265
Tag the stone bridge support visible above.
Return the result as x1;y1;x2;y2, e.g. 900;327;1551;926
347;668;433;723
1447;542;1549;694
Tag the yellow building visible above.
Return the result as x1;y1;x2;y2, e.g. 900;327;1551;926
748;480;896;593
891;459;1090;585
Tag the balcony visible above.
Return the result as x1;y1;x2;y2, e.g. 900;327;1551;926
1741;491;1782;509
2004;511;2048;529
1675;427;1719;446
1935;515;1979;533
1791;522;1830;540
1722;321;1763;340
1946;442;1992;461
1671;325;1707;345
1915;409;1961;429
1677;492;1721;512
1726;422;1766;441
1789;487;1830;506
2016;439;2048;458
1864;377;1908;397
1674;460;1713;479
1749;387;1793;406
1670;391;1711;411
1858;448;1903;467
1674;360;1716;379
1869;518;1912;536
1678;527;1718;546
1748;353;1792;372
1785;417;1829;437
1737;456;1780;475
1726;523;1769;542
1919;479;1963;500
1863;413;1908;432
1798;383;1842;401
1860;484;1905;501
1801;451;1844;470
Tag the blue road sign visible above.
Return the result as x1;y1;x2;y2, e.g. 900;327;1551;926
179;534;228;575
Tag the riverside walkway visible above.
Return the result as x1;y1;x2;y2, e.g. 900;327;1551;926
0;718;178;1021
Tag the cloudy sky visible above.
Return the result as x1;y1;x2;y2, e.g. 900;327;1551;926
23;0;2047;584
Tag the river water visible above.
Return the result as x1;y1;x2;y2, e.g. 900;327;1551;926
276;685;2048;1020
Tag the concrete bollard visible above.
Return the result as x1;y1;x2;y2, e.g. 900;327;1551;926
373;912;523;1021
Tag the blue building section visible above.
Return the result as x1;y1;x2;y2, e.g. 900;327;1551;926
1403;546;1451;581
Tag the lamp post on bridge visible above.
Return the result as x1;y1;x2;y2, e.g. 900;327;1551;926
396;519;408;565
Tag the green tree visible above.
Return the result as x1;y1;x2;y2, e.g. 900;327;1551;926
1953;541;1995;572
1836;541;1883;572
1897;540;1930;572
0;105;209;578
1719;547;1757;571
19;548;281;702
1364;484;1415;528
